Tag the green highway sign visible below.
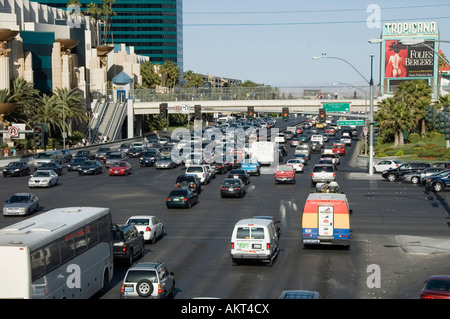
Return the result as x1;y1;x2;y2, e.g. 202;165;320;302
337;120;364;126
322;102;350;112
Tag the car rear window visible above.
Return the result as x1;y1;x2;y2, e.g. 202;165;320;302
187;167;203;173
125;270;158;283
313;165;334;172
236;227;264;239
425;280;450;291
277;165;293;171
128;219;149;226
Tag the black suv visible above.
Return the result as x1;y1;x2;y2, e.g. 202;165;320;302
112;224;145;265
382;162;431;182
175;174;202;194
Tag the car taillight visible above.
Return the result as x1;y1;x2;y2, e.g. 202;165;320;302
122;244;126;252
266;243;270;250
158;284;162;294
120;285;125;293
183;197;188;201
166;197;171;201
146;227;151;232
231;242;234;249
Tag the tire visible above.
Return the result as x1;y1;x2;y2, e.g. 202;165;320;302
433;182;443;192
411;176;420;184
387;174;396;182
136;279;153;298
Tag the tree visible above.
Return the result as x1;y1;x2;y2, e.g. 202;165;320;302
183;70;204;88
377;97;415;146
140;61;162;89
54;87;87;126
85;2;102;47
100;0;116;44
29;94;61;137
5;77;40;126
160;61;181;89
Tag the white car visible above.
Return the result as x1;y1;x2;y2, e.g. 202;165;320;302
373;160;404;173
28;170;59;188
286;159;304;173
126;215;164;244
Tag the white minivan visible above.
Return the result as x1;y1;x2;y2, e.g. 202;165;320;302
230;218;279;266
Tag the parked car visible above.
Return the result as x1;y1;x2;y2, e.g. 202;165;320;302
3;161;30;177
402;167;445;184
119;262;175;299
311;164;336;187
428;173;450;192
37;162;63;175
112;224;145;265
420;275;450;299
373;159;404;173
227;169;250;185
78;160;103;175
381;162;431;182
3;193;39;216
126;215;164;244
175;174;202;194
275;164;296;184
220;178;246;198
109;161;132;176
166;189;199;209
424;170;450;188
28;170;59;188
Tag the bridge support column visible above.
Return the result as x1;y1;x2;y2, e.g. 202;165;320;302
127;99;134;138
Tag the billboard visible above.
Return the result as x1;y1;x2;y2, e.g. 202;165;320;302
379;21;439;97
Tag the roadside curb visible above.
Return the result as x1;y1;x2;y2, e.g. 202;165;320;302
395;235;450;255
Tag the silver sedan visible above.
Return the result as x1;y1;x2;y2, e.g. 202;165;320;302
3;193;39;216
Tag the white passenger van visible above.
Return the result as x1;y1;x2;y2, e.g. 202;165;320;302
230;218;279;266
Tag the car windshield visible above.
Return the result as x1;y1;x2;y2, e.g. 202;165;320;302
128;219;150;226
9;195;30;203
160;156;171;160
7;162;22;167
83;161;95;166
125;270;158;283
33;171;50;177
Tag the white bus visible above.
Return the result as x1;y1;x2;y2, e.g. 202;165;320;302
0;207;114;299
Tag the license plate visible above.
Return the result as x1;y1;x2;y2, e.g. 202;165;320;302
229;188;234;191
114;170;118;173
124;287;134;292
173;198;180;201
304;239;320;243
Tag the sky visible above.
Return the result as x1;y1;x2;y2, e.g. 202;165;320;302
182;0;450;89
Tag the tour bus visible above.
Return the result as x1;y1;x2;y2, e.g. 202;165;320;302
0;207;114;299
301;193;352;249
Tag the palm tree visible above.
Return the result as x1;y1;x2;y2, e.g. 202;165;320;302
378;97;415;146
160;61;181;89
5;77;40;126
54;87;88;128
85;2;102;47
29;94;62;137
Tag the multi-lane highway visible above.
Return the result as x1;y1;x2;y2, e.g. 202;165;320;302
1;119;449;300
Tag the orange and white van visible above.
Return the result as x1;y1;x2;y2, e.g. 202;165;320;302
301;193;352;249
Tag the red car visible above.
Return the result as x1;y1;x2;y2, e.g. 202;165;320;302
275;164;296;184
332;143;346;156
420;275;450;299
109;161;132;176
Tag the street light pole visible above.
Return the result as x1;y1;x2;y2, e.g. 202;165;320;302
312;53;375;175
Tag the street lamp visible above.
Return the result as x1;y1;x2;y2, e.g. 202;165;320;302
312;53;376;175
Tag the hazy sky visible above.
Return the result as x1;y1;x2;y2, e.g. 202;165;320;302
182;0;450;88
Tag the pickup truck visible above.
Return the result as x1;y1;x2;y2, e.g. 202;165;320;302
275;164;296;184
241;158;261;176
311;164;336;187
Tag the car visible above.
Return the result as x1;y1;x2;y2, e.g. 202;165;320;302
293;153;309;166
210;161;228;174
95;147;110;160
290;137;301;147
428;173;450;192
381;162;431;182
118;143;131;154
220;178;246;198
109;161;132;176
166;188;199;209
78;160;103;175
373;159;404;173
139;149;159;167
432;162;450;169
420;275;450;299
37;162;63;175
3;193;39;216
74;150;94;160
186;165;210;184
227;169;250;185
294;144;311;159
105;151;128;168
424;170;450;189
67;157;87;171
332;143;346;156
241;158;260;176
155;154;176;169
126;215;164;244
119;262;175;299
340;135;352;146
128;147;144;158
275;164;296;184
402;167;445;184
278;145;287;156
31;150;64;169
286;159;304;173
28;170;59;188
311;164;336;187
175;174;202;194
3;161;30;177
112;224;145;265
61;149;72;163
320;152;340;166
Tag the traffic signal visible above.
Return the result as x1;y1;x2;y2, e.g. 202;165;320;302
194;105;202;120
247;106;254;119
319;108;326;123
282;107;289;122
159;103;168;118
33;124;48;148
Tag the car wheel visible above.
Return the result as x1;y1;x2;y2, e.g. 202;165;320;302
433;182;443;192
136;279;153;298
387;174;396;182
411;176;420;184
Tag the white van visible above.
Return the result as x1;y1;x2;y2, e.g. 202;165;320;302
230;218;279;266
186;165;209;184
310;134;324;146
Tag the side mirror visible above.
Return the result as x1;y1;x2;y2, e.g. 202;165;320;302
349;209;353;215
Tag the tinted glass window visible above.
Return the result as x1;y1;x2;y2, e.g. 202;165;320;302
125;270;158;283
